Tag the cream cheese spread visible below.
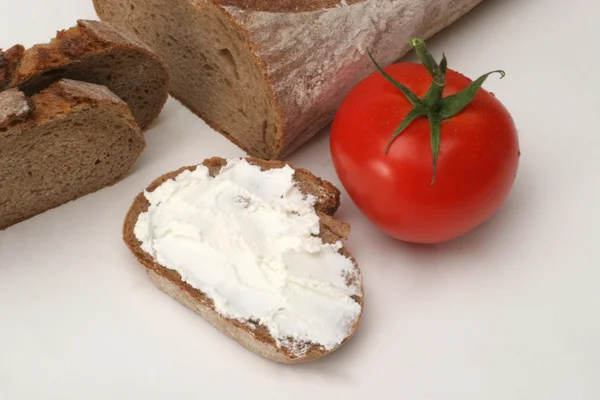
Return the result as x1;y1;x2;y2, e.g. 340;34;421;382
134;158;362;353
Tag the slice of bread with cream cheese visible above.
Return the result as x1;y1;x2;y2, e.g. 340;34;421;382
123;157;363;363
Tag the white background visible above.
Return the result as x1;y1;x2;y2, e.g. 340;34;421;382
1;0;599;399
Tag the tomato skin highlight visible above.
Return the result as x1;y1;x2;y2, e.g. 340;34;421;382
330;63;520;244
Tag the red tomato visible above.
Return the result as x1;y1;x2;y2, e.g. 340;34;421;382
331;59;519;244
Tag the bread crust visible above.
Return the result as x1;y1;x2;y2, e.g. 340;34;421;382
1;79;135;130
217;0;365;13
30;79;134;126
2;20;169;130
0;45;24;89
122;157;363;363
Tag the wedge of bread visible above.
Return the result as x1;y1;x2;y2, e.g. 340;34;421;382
123;157;363;363
0;20;169;130
94;0;481;158
0;79;145;230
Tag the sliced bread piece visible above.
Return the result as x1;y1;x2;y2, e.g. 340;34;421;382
123;157;363;363
94;0;481;158
0;20;169;130
0;79;145;230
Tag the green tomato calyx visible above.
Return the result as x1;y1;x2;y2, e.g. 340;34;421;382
368;38;505;185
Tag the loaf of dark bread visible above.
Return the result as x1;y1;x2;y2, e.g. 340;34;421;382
94;0;481;158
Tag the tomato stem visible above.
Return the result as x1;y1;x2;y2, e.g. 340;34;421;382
411;38;445;89
370;38;505;184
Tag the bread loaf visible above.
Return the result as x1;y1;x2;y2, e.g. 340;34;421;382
123;157;363;363
0;20;169;130
93;0;482;158
0;79;145;230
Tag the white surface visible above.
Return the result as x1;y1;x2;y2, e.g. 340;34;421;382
0;0;598;399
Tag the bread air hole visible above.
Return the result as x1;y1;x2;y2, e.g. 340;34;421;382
261;120;268;143
218;48;239;80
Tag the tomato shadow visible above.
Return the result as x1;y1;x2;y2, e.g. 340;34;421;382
367;172;532;272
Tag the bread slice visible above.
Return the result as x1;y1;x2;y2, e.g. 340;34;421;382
94;0;481;158
0;20;169;130
123;157;363;363
0;79;145;230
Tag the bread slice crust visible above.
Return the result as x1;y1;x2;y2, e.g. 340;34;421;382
1;20;169;130
123;157;364;363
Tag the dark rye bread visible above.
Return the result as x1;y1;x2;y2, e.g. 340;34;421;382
123;157;364;363
0;79;145;230
0;20;169;130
